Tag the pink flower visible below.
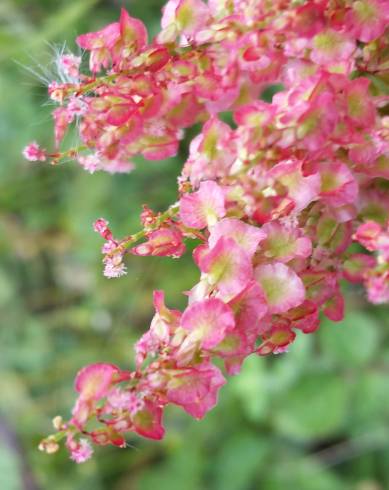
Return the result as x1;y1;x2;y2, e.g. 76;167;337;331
57;53;81;79
301;270;338;307
135;290;181;366
255;262;305;314
77;21;120;72
257;325;296;356
349;135;388;169
343;253;377;283
229;281;268;333
366;272;389;304
131;227;185;258
93;218;112;239
285;300;320;334
292;1;326;37
269;159;321;212
180;298;235;349
319;161;358;207
234;100;275;128
183;118;236;185
166;363;226;419
208;218;265;259
103;257;127;278
260;221;312;263
377;232;389;262
74;363;120;400
180;180;226;229
66;436;94;464
132;400;165;440
296;91;338;150
162;0;210;38
323;289;345;322
53;107;72;147
345;0;389;42
345;78;375;128
78;154;100;174
198;237;253;301
117;8;148;56
106;388;142;411
22;142;46;162
353;221;382;251
311;29;355;66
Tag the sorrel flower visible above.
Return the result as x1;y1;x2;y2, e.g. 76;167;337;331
22;142;47;162
26;2;389;462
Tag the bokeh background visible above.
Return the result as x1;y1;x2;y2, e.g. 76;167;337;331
1;1;389;489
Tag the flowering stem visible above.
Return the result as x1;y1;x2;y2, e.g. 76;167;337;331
119;203;180;252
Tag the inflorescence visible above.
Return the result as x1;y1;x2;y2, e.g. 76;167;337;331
25;0;389;462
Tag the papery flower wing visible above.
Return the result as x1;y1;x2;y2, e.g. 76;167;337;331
208;218;265;259
255;262;305;314
180;180;226;229
180;298;235;349
74;363;120;400
199;237;253;301
166;363;226;419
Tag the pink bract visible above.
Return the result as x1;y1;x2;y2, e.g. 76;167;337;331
180;297;235;349
166;363;226;419
180;180;226;229
255;262;306;315
74;363;121;400
198;237;254;301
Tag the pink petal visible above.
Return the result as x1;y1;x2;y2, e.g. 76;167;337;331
320;161;358;207
75;363;120;400
132;401;165;440
180;297;235;349
199;237;253;301
119;8;148;53
261;221;312;263
255;262;305;314
180;180;226;229
269;159;321;212
311;29;355;65
345;0;389;42
229;281;268;334
166;363;226;419
209;218;265;259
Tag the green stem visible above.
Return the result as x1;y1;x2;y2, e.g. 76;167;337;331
118;203;180;252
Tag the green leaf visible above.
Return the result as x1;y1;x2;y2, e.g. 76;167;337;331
264;457;346;490
213;431;267;490
274;373;349;440
348;373;389;434
318;311;379;367
137;443;204;490
230;356;269;423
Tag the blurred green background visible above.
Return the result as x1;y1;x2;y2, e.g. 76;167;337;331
1;1;389;489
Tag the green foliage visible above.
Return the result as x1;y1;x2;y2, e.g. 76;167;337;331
1;1;389;489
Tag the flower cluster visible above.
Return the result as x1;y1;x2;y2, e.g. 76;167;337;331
28;0;389;462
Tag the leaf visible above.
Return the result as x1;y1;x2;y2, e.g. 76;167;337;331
274;373;349;440
230;356;269;423
264;457;346;490
213;431;267;490
347;372;389;434
318;311;379;367
137;443;204;490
